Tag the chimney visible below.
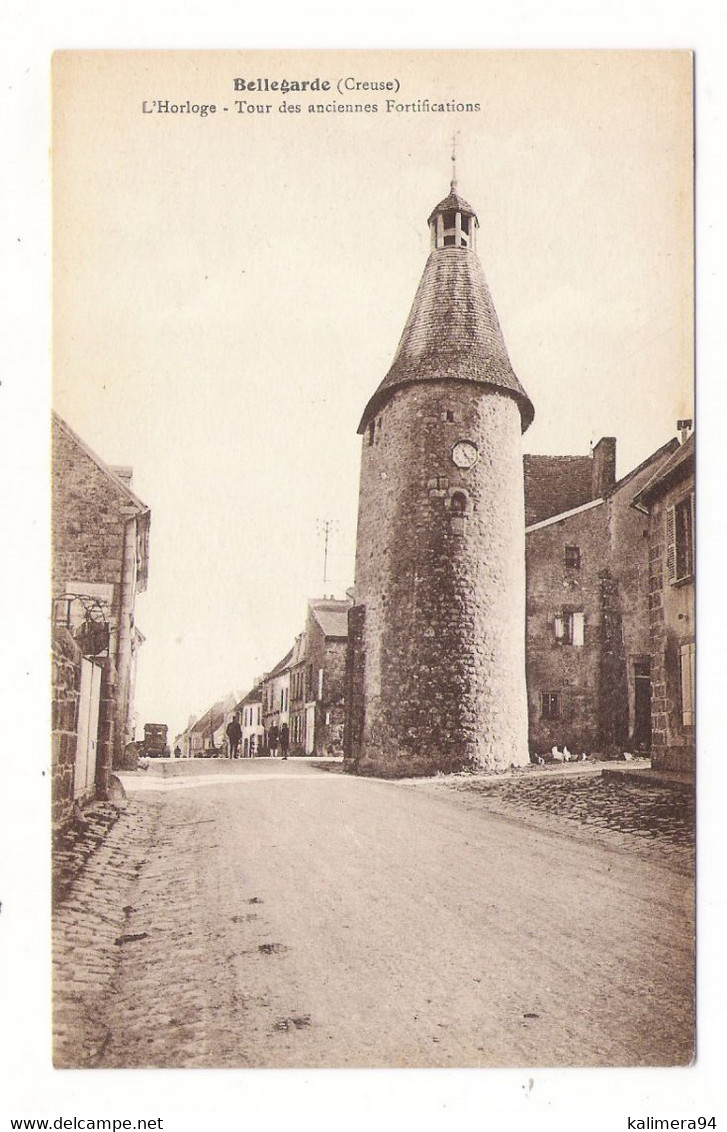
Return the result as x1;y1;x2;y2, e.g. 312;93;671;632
677;418;693;445
592;437;617;498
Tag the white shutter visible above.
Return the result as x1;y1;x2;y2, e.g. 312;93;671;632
318;668;324;700
572;612;585;647
554;614;564;641
680;643;695;726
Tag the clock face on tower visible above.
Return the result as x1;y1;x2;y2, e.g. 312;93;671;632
451;440;479;469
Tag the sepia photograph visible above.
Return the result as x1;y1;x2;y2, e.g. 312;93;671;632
47;49;697;1074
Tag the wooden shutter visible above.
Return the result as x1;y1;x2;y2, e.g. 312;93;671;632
665;505;676;583
572;612;585;647
680;643;695;726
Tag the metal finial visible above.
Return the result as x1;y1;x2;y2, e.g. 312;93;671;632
450;132;458;191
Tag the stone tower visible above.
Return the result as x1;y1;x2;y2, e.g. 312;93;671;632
344;174;534;776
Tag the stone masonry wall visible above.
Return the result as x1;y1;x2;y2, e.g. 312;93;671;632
523;455;594;526
52;627;82;829
353;381;529;775
52;423;127;604
306;620;347;755
607;461;657;749
648;490;695;773
598;569;630;751
526;504;607;753
344;605;366;761
526;449;674;757
52;420;128;773
321;639;347;753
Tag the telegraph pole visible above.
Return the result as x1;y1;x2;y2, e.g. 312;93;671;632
316;518;339;589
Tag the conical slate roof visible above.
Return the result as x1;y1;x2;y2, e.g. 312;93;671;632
358;246;534;433
427;188;478;223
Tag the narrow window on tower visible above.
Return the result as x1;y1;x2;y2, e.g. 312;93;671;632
442;410;455;423
367;421;375;446
448;491;469;536
565;545;581;570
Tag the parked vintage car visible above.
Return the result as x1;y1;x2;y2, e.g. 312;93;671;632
142;722;169;758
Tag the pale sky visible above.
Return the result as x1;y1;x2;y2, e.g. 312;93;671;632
52;50;693;740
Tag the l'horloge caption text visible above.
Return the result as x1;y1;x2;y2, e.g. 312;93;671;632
140;76;481;117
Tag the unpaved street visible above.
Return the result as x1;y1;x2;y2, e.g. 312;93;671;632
53;761;694;1068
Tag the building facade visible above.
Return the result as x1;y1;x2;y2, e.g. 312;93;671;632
51;413;150;825
304;598;350;756
633;432;695;773
525;438;679;756
261;648;293;751
238;684;264;757
345;179;533;775
288;633;309;753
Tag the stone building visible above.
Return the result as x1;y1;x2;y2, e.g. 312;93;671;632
51;628;84;828
259;598;351;757
174;714;197;758
632;430;695;773
51;412;150;826
303;598;350;756
261;648;293;751
345;178;534;775
524;438;617;526
237;682;264;757
187;698;229;756
288;632;309;753
526;436;679;756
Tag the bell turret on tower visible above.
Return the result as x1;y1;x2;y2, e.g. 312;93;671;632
345;174;533;776
427;174;478;250
358;178;533;436
427;140;479;250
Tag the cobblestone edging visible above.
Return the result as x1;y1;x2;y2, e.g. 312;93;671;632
53;803;125;906
412;773;695;875
52;799;160;1067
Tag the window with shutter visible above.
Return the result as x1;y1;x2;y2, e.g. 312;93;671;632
668;494;695;583
675;495;693;580
554;611;585;646
572;612;585;646
665;505;676;582
680;642;695;726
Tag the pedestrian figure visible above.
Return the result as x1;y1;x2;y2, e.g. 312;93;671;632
226;716;242;760
173;745;182;759
269;723;280;758
280;722;290;761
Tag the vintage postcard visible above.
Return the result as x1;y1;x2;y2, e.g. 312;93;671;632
49;50;695;1075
